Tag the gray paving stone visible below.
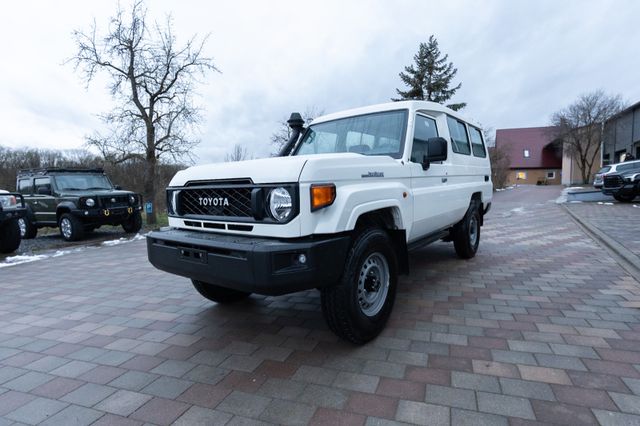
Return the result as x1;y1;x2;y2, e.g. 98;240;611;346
535;353;588;371
259;399;316;425
425;384;476;410
333;372;379;393
187;350;230;366
499;377;556;401
61;383;116;407
24;356;70;372
219;355;263;373
173;406;233;426
451;371;500;393
395;400;449;426
107;370;158;391
623;377;640;395
477;391;535;419
182;364;229;385
217;391;271;418
292;365;338;386
0;367;27;385
451;408;509;426
257;378;307;400
5;397;68;424
387;351;428;367
296;384;349;409
550;343;600;359
94;389;152;416
491;349;537;366
593;409;640;426
365;417;413;426
150;360;196;378
92;350;135;366
3;371;53;392
609;392;640;415
50;360;96;378
507;340;553;354
67;347;109;362
142;376;193;399
39;404;103;426
363;360;406;379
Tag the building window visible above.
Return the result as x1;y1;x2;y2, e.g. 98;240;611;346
547;171;555;179
615;150;626;163
516;171;527;180
523;149;530;158
603;153;610;165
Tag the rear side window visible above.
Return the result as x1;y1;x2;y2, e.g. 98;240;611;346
469;126;487;158
410;114;439;163
18;179;32;194
446;116;471;155
617;163;640;172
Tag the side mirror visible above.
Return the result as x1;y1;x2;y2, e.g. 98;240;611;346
421;137;448;170
37;186;52;195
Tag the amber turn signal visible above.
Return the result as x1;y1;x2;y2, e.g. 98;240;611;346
310;184;336;211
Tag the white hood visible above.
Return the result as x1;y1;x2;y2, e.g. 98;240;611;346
170;153;405;187
170;156;309;186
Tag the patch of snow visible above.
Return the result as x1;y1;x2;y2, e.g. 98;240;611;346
0;254;48;268
568;200;583;203
604;202;613;205
634;205;640;208
101;233;146;247
597;202;603;205
510;207;525;213
567;186;584;190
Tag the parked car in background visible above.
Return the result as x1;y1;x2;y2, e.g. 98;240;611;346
147;101;493;343
0;190;26;253
17;168;143;241
602;162;640;202
594;159;640;188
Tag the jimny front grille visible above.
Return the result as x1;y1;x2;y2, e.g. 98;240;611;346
178;187;253;218
99;195;129;208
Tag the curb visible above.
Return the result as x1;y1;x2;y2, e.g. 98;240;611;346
562;205;640;283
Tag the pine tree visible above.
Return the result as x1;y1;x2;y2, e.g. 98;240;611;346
393;35;466;111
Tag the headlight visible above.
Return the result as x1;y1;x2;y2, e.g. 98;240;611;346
268;187;293;222
85;198;95;207
0;195;16;208
129;195;136;204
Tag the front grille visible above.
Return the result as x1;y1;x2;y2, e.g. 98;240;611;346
179;187;253;218
603;175;623;188
100;195;129;208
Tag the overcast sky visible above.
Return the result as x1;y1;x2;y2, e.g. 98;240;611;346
1;0;639;164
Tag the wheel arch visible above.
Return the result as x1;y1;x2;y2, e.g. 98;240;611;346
56;202;75;222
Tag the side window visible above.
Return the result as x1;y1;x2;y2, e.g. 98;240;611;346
446;116;471;155
410;115;439;163
18;179;32;194
469;126;487;158
34;177;51;195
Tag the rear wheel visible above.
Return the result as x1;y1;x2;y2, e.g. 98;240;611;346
0;219;21;253
453;201;481;259
191;280;251;304
613;194;635;203
321;227;397;344
59;213;85;242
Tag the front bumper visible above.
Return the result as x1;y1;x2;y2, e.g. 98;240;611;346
71;206;142;223
602;183;636;196
0;193;27;222
146;228;351;296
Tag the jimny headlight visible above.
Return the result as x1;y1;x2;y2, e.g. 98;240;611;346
85;198;95;207
268;187;292;222
129;195;136;204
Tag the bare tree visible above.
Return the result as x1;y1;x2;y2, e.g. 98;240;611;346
69;1;218;223
224;144;249;162
550;90;625;184
488;145;511;190
270;106;324;155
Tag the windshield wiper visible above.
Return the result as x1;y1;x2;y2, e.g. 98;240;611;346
86;187;112;190
61;187;83;191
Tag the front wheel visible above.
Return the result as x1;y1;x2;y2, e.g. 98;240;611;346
191;280;251;304
613;194;635;203
0;219;21;254
453;201;481;259
122;211;142;233
59;213;85;242
321;228;397;344
18;217;37;239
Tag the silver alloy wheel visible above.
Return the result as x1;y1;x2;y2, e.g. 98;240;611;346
469;215;478;246
60;217;72;239
357;252;390;317
18;218;26;238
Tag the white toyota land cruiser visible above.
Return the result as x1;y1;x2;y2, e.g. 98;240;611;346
147;101;492;343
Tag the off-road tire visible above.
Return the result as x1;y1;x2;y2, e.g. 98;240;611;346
0;219;21;253
453;200;481;259
320;227;398;344
18;216;37;239
59;213;85;242
191;279;251;304
613;194;635;203
122;211;142;233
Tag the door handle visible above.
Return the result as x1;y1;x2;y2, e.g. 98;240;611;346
441;177;448;183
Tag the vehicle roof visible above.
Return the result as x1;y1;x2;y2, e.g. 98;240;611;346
610;159;640;169
17;168;105;177
309;100;482;129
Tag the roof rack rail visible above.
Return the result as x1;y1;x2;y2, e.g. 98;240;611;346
17;168;105;177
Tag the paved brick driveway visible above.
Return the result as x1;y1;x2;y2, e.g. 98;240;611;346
1;185;639;425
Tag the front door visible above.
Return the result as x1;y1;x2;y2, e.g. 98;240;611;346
31;177;57;224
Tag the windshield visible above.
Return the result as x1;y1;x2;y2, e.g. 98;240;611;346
294;110;408;158
597;167;611;174
54;174;113;191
